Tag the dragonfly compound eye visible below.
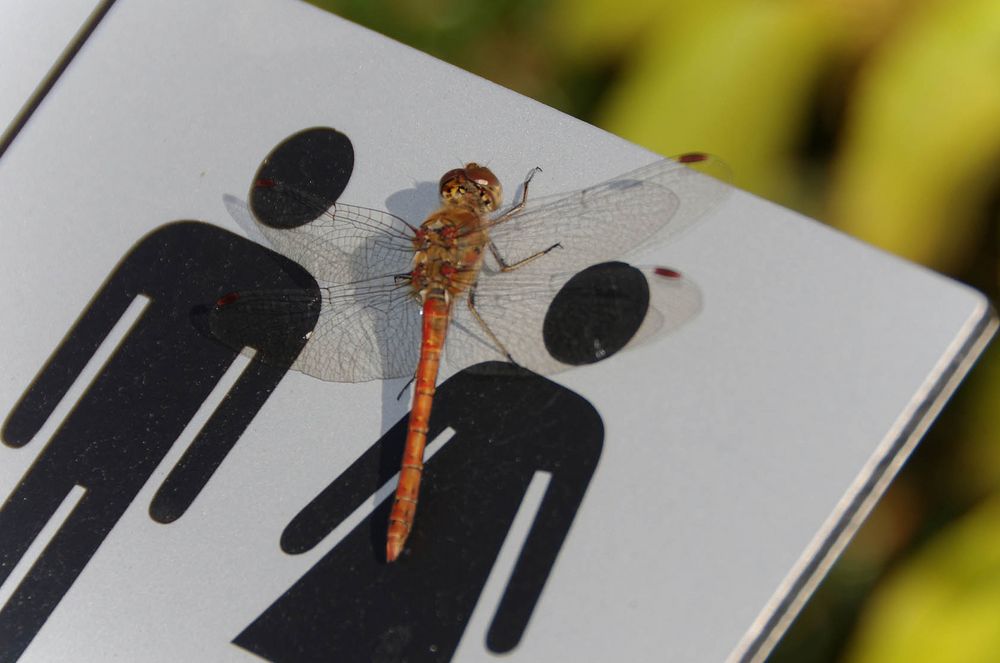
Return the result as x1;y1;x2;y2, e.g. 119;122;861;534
463;164;502;211
439;168;466;197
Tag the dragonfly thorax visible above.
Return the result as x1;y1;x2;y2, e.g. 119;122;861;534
410;208;489;301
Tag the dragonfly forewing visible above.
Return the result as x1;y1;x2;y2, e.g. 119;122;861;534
256;202;416;285
483;156;728;276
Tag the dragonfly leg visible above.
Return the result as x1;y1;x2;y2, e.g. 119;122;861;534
488;239;562;273
489;166;542;225
467;283;517;364
396;375;415;401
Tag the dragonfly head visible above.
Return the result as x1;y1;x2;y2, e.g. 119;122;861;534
439;163;502;213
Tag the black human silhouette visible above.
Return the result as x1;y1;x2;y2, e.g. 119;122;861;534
234;361;604;663
0;222;320;662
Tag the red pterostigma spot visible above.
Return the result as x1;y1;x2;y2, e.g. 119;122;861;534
216;292;241;307
255;178;276;189
653;267;682;279
677;153;708;164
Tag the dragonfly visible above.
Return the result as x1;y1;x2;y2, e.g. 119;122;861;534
213;153;729;562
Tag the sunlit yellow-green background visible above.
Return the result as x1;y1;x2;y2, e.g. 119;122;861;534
311;1;1000;660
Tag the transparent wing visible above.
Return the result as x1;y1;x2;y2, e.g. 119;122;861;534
444;157;727;373
483;156;728;276
254;201;416;285
445;266;703;375
222;183;423;382
296;276;422;381
256;203;425;381
210;277;423;383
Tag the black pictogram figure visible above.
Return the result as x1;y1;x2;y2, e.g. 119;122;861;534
250;126;355;229
234;362;604;663
0;222;320;662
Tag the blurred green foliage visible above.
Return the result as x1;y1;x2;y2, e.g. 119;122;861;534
311;1;1000;660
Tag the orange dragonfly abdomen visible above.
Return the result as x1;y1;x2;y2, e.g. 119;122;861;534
386;293;451;562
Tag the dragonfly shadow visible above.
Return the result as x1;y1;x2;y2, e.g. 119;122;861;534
384;179;439;224
223;193;269;247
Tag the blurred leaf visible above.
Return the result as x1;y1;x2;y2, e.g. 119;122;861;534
844;494;1000;663
829;0;1000;272
595;1;847;208
829;0;928;58
546;0;676;64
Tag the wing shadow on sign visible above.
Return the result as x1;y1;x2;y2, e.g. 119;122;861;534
0;221;321;663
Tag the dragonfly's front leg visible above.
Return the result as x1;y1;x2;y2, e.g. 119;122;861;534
467;282;516;364
487;166;542;227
